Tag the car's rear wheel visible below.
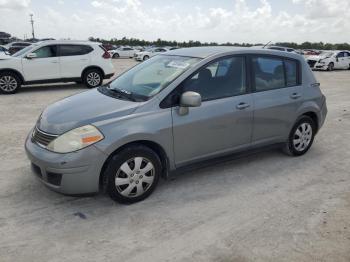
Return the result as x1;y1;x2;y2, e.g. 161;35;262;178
113;53;119;59
0;71;21;94
83;69;103;88
283;115;316;156
327;62;334;71
143;55;149;61
105;145;161;204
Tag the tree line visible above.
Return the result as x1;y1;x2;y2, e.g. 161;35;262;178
88;37;350;50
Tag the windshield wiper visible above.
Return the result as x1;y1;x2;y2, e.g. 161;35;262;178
107;86;137;102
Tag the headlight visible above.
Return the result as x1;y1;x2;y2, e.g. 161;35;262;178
47;125;104;153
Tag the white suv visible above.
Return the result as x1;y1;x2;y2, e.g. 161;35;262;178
0;40;114;94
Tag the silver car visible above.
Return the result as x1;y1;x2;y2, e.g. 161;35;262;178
25;47;327;204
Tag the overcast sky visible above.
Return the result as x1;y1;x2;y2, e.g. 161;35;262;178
0;0;349;43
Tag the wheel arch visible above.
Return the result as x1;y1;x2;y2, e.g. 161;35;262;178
301;111;319;132
81;66;105;79
0;68;24;83
99;140;170;191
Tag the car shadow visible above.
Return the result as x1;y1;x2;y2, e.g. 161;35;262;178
19;83;87;93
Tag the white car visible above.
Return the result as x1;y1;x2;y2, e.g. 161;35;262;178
0;40;114;94
134;47;169;61
0;45;10;58
306;50;350;71
109;47;137;58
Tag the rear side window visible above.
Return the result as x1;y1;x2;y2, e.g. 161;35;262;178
59;45;93;56
285;59;298;87
253;57;285;91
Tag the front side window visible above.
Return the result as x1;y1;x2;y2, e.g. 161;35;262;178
107;55;200;100
337;52;344;58
33;45;57;58
253;57;285;91
181;56;246;101
59;45;93;56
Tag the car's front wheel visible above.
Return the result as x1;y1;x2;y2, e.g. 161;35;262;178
327;62;334;71
0;71;21;94
105;145;161;204
83;69;103;88
113;53;119;59
283;115;316;156
143;55;149;61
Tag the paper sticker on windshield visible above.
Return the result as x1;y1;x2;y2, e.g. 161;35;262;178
167;61;190;69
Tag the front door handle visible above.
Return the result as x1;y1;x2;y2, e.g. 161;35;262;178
290;93;301;99
51;61;58;64
236;102;250;110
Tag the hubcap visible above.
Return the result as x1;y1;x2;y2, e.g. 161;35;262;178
86;72;101;87
293;123;312;152
0;75;17;92
115;157;155;198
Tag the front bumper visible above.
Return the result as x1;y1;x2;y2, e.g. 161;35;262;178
307;60;328;70
25;131;108;195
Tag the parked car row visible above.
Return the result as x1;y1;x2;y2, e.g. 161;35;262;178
0;40;114;93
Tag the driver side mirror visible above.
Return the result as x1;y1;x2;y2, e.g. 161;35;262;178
178;91;202;115
26;53;37;59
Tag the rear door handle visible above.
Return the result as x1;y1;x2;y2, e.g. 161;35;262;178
236;102;250;110
290;93;301;99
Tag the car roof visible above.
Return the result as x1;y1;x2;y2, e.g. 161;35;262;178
166;46;302;59
37;40;101;46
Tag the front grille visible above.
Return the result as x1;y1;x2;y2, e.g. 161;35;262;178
31;127;57;147
307;60;317;68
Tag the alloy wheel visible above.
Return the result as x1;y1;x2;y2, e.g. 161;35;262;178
293;123;313;152
86;72;101;87
0;75;18;92
115;157;155;198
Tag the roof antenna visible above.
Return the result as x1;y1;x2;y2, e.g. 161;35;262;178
263;41;271;49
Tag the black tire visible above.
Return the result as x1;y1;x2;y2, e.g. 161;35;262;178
0;71;21;94
283;115;316;156
105;145;161;204
143;55;149;61
113;53;120;59
83;68;103;88
327;62;334;71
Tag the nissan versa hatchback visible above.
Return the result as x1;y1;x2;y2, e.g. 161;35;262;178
25;47;327;204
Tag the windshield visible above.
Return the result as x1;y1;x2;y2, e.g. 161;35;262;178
320;51;334;57
108;55;201;100
12;45;34;57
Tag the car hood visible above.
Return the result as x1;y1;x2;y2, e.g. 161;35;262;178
136;51;151;55
0;53;13;60
38;89;140;135
307;55;332;61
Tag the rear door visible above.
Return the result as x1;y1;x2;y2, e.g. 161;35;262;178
171;56;253;166
334;52;348;69
22;45;60;81
58;44;93;78
251;55;302;144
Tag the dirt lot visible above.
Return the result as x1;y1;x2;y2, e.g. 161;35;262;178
0;59;349;262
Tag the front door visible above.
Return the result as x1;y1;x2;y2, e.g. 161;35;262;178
22;45;59;81
172;56;253;166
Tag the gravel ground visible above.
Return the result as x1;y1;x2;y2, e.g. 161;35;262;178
0;59;349;262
